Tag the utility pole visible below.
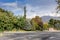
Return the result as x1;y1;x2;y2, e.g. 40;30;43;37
24;6;26;19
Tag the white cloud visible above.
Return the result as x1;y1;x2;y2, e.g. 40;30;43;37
25;4;60;18
12;8;24;16
12;8;22;12
2;2;17;8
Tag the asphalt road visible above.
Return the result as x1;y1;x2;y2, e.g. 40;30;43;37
0;32;60;40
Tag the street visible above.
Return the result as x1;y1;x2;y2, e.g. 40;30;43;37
0;32;60;40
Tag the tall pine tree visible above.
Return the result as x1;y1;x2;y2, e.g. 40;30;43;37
56;0;60;13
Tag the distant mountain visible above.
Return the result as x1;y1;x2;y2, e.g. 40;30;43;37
41;16;60;23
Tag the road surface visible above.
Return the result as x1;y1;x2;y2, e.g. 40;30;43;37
0;32;60;40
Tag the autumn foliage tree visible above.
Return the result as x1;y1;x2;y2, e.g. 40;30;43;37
30;16;43;31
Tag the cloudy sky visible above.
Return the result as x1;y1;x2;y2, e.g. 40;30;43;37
0;0;59;18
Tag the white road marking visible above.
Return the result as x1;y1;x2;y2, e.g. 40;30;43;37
49;37;56;39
